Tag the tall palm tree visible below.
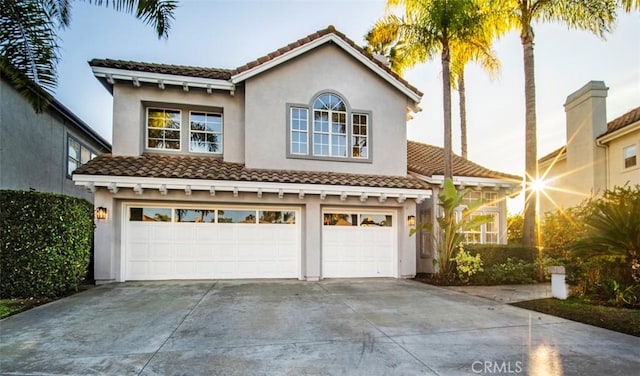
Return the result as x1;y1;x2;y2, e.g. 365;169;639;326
449;32;500;159
0;0;177;112
494;0;616;247
365;7;501;161
372;0;486;179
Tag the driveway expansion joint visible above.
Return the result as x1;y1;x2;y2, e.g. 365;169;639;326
136;281;218;376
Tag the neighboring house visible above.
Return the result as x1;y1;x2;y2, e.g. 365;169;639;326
0;70;111;201
73;26;518;283
538;81;640;214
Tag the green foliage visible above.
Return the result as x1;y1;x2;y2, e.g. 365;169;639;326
0;190;94;298
433;178;491;280
506;214;523;245
451;246;483;282
598;280;639;307
541;205;591;260
464;244;537;265
571;184;640;283
473;258;535;285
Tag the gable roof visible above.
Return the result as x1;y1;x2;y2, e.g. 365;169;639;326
407;141;520;181
89;26;422;102
74;154;429;190
597;106;640;139
538;146;566;165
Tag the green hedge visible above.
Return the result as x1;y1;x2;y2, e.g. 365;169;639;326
0;190;94;298
464;244;538;266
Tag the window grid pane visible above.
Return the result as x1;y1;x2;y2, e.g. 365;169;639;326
624;145;637;168
291;108;308;155
190;112;222;153
147;108;181;150
352;114;368;158
313;94;347;158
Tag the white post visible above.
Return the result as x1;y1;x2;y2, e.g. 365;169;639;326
548;266;568;300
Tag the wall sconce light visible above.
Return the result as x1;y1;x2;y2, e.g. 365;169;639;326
407;215;416;227
95;207;108;221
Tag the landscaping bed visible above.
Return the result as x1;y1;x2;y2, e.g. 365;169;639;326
511;298;640;337
0;298;52;319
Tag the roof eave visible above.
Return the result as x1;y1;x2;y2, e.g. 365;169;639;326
91;66;236;93
596;121;640;145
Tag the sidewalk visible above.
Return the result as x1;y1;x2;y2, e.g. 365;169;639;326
442;283;553;303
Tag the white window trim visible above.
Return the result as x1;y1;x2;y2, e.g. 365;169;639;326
351;113;369;159
188;111;223;154
146;107;182;152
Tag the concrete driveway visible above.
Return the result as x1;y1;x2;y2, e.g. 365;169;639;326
1;279;638;376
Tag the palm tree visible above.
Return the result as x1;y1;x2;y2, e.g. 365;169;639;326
620;0;640;11
449;33;500;159
365;5;501;161
371;0;486;179
494;0;616;247
0;0;177;112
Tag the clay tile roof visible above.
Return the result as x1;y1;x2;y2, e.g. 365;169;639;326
232;25;423;98
74;154;429;190
407;140;521;181
598;106;640;139
89;59;233;80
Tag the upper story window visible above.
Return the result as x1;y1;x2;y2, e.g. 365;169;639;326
288;92;371;162
67;135;97;177
624;144;637;169
190;112;223;154
147;108;181;150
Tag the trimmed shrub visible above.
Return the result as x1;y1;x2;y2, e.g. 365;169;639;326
0;190;94;298
465;244;538;265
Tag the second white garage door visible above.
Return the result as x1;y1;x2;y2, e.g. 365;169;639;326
124;205;300;280
322;209;397;278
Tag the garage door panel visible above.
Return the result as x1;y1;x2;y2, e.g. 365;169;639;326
125;205;300;280
322;210;396;278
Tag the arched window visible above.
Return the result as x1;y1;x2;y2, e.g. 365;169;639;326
313;93;347;157
288;91;370;161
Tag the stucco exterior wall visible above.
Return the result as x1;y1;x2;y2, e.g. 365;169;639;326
0;78;107;201
92;188;417;283
111;84;245;163
243;43;409;176
605;128;640;188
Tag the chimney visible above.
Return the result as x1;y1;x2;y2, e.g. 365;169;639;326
563;81;608;200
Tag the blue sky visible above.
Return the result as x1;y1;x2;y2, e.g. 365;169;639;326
55;0;640;212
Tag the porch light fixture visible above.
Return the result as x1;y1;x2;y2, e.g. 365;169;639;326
95;207;108;221
407;215;416;227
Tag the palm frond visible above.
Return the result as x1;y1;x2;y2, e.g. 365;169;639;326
538;0;617;38
82;0;177;39
0;0;61;92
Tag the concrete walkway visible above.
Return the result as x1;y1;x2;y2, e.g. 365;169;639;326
1;279;638;375
443;283;553;303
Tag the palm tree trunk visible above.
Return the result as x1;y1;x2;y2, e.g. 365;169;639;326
442;39;453;180
521;26;538;248
458;72;468;159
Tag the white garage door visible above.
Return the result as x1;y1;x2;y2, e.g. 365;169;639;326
322;209;397;278
124;205;300;280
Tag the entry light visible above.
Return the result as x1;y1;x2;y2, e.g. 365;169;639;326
95;207;108;221
407;215;416;227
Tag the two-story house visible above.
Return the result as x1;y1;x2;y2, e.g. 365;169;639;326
73;26;519;283
1;67;111;201
538;81;640;214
